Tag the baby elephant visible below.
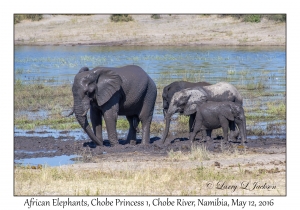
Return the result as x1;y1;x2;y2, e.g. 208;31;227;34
189;101;247;145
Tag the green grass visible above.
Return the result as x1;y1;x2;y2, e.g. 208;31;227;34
266;101;286;116
14;72;286;137
14;81;72;111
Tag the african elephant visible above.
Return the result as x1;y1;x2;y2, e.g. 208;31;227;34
70;65;157;146
161;82;243;143
189;101;247;145
162;81;211;132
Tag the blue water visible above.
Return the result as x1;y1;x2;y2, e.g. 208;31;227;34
14;45;286;89
15;155;79;167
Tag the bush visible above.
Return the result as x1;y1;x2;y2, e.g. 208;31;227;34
14;14;43;24
264;14;286;22
110;14;133;22
151;14;161;19
219;14;286;23
243;15;261;23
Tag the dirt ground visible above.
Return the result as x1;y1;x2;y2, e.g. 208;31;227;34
14;15;285;46
14;133;286;173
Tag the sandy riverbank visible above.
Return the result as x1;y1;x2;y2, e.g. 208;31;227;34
14;14;285;46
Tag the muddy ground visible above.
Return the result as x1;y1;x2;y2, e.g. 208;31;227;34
14;132;286;163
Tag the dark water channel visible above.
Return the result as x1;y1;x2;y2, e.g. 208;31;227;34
14;45;286;166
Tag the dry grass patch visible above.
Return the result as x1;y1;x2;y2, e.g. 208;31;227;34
15;147;285;196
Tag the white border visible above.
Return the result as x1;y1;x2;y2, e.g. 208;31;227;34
5;0;296;208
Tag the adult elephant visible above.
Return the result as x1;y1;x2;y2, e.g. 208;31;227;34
70;65;157;146
161;82;243;144
162;81;211;132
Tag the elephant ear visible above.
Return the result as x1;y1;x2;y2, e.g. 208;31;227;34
95;69;123;106
221;104;235;121
183;103;197;115
78;67;89;73
183;96;207;116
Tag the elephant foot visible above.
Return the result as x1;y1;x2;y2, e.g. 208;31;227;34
199;136;211;142
203;136;211;142
191;140;200;146
83;141;98;148
129;140;137;145
229;130;239;141
109;140;118;147
142;140;150;145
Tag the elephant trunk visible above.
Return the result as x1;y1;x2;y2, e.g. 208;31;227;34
161;114;171;144
74;100;103;146
242;119;247;143
237;120;247;144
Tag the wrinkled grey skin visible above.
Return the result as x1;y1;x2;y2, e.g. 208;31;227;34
162;81;211;132
189;101;247;145
161;82;243;143
70;65;157;146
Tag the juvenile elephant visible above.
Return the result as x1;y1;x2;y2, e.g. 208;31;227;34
161;82;243;143
189;101;247;145
70;65;157;146
162;81;211;132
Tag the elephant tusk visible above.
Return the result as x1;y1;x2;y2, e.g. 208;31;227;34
82;109;89;116
163;109;167;118
66;108;74;117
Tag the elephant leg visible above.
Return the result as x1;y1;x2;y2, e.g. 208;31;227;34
140;115;152;145
139;89;156;145
102;105;119;147
229;121;238;141
126;115;140;143
190;113;208;141
204;129;212;142
220;116;229;143
189;115;203;143
189;113;196;132
90;105;103;142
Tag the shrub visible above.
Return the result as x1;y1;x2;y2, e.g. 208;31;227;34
243;15;261;23
110;14;133;22
14;14;43;24
220;14;286;23
264;14;286;22
151;14;161;19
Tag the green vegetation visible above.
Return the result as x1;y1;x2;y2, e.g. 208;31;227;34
14;72;286;136
266;101;286;116
14;80;72;111
220;14;286;23
14;14;43;24
243;15;262;23
151;14;161;19
15;115;79;130
110;14;133;22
